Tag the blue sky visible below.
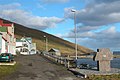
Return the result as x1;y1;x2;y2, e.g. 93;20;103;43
0;0;120;51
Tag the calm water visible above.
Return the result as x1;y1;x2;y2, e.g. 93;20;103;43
77;58;120;68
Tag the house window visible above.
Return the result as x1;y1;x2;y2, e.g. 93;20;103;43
22;48;28;52
23;44;28;47
31;49;35;52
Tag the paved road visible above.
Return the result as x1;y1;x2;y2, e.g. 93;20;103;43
3;55;82;80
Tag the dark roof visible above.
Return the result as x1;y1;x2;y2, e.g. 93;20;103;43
48;48;60;52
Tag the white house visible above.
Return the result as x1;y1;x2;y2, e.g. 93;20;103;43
30;43;36;54
16;39;23;52
16;37;36;55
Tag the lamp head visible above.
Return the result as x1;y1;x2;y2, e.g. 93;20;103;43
71;9;76;12
44;35;46;37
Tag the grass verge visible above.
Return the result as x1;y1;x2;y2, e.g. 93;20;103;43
0;63;18;79
88;74;120;80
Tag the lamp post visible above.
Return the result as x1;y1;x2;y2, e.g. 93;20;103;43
71;9;77;60
44;35;48;51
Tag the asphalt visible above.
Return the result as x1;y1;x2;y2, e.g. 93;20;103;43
3;54;82;80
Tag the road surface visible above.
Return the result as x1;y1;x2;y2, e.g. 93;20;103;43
3;55;82;80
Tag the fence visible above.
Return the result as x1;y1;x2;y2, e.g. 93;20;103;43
43;53;76;68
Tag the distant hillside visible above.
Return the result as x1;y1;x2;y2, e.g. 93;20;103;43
0;18;94;56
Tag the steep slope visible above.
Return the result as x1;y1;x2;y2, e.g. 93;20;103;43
0;18;93;56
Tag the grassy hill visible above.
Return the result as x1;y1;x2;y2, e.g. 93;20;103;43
1;18;93;56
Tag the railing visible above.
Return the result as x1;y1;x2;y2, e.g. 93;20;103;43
43;53;76;68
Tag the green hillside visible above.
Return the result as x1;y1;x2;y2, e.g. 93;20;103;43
1;18;93;56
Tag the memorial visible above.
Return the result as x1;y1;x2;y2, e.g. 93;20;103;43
93;48;113;71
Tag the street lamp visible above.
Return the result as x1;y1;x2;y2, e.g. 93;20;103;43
71;9;78;60
44;35;48;51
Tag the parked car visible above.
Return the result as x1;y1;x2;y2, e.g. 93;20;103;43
0;53;14;62
78;63;92;69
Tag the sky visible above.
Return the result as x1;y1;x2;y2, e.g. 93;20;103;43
0;0;120;51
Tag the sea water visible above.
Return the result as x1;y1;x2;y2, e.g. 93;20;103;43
77;58;120;68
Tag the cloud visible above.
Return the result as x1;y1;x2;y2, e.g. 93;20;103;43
82;26;120;49
55;33;63;38
63;30;95;38
64;0;120;50
0;3;64;30
75;26;100;33
40;0;69;4
64;0;120;26
94;0;120;4
37;4;46;10
0;3;21;10
65;26;120;50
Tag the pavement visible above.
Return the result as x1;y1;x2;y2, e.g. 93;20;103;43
0;61;16;65
3;54;83;80
69;68;120;77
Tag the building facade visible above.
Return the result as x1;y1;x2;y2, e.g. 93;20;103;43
16;37;36;55
0;19;16;55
